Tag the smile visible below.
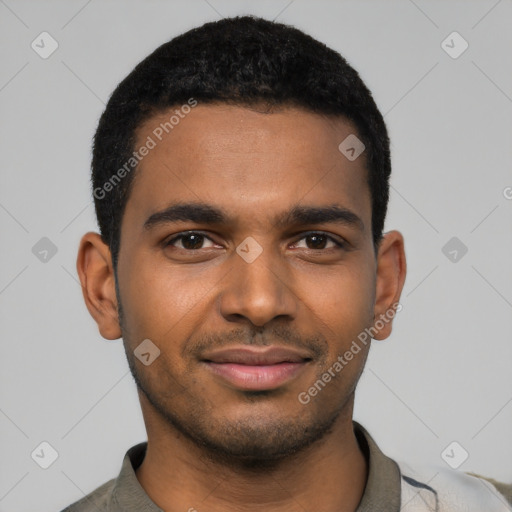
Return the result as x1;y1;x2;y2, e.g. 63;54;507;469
201;346;312;391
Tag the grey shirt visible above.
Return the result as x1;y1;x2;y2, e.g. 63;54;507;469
61;423;512;511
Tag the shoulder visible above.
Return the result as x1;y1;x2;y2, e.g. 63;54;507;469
397;461;512;511
59;478;116;512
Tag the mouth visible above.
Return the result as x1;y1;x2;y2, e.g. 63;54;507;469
201;346;312;391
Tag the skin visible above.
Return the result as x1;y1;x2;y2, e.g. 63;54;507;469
77;104;406;512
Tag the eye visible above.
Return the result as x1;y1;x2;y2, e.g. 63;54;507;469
292;232;345;250
165;232;218;250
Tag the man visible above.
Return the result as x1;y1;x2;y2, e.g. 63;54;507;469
66;15;511;512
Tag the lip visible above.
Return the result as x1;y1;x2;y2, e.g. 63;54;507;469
201;346;312;391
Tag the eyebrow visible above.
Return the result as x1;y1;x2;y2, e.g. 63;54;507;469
143;202;364;232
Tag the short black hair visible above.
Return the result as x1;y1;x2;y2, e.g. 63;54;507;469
92;15;391;269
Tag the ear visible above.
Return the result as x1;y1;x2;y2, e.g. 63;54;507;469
371;230;406;341
76;232;122;340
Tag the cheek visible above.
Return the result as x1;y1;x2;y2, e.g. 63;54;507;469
117;250;212;343
295;261;375;339
297;266;375;391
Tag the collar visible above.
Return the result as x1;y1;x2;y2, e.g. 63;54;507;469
111;442;163;511
353;422;401;511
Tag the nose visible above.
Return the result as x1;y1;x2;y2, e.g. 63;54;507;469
219;243;298;327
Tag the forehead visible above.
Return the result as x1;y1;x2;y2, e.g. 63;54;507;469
124;104;371;230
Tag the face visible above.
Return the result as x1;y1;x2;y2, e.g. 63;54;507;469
79;103;405;464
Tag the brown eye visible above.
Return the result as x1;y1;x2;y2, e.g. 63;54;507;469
166;232;216;250
293;232;343;250
305;234;328;249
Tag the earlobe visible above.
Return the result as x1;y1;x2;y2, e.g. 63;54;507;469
372;230;406;341
76;232;122;340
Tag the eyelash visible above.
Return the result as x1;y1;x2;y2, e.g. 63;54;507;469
164;231;346;251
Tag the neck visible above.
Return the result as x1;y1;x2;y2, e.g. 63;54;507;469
135;394;367;512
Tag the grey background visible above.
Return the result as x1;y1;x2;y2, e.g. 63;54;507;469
1;0;511;510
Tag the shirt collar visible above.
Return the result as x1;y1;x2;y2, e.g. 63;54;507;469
111;422;401;511
111;442;163;511
353;421;402;511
